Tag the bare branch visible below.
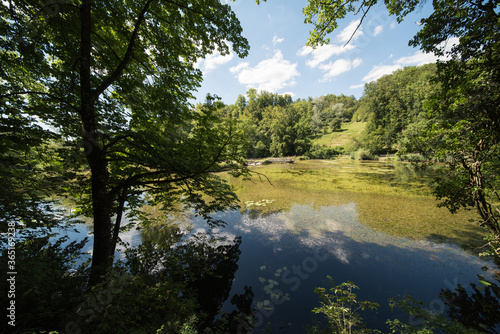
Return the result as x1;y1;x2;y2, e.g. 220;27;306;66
344;0;375;47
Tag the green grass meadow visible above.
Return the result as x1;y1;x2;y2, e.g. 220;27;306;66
312;121;366;148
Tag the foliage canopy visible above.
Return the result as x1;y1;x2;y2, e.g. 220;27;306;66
0;0;251;285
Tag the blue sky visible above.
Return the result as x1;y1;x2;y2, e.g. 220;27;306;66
193;0;449;104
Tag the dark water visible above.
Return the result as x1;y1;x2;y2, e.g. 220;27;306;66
187;204;496;333
59;197;497;333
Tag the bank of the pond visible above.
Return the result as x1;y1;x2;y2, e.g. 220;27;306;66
223;159;486;252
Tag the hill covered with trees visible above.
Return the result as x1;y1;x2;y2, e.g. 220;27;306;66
220;63;438;160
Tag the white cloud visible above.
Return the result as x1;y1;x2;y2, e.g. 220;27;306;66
395;51;438;66
195;42;234;73
337;19;364;44
390;21;397;29
440;36;460;54
318;58;362;80
352;37;459;88
350;83;365;89
394;37;459;66
373;25;384;36
273;34;284;45
203;51;234;72
361;64;402;83
229;62;249;74
230;50;299;92
298;44;356;68
281;91;296;97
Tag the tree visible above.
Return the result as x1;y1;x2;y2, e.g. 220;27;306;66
330;117;342;132
303;0;500;258
311;96;328;134
311;276;380;334
355;64;437;153
407;0;500;258
1;0;250;285
303;0;423;47
259;103;311;157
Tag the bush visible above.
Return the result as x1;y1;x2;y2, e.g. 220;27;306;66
351;148;377;161
309;276;380;334
398;153;426;162
76;232;254;334
0;233;89;334
305;145;341;159
310;277;490;334
0;228;255;334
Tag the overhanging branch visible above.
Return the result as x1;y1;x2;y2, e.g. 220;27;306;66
344;0;375;46
93;0;154;100
0;91;78;110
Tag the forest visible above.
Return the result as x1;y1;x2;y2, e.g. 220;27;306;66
1;0;499;333
217;62;437;160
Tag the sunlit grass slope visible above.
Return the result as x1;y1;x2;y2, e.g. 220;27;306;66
312;122;366;148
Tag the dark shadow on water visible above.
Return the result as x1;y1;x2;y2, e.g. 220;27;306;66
426;225;493;260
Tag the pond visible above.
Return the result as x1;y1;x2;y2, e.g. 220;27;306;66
63;159;497;333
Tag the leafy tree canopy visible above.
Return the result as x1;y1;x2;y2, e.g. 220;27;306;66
1;0;251;284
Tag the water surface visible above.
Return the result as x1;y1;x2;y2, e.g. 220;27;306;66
191;201;495;332
60;160;497;333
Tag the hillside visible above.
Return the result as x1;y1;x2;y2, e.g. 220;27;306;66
312;121;366;150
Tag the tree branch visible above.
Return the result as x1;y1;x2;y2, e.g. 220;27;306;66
0;91;78;110
110;185;128;259
102;134;133;152
344;0;374;47
93;0;154;100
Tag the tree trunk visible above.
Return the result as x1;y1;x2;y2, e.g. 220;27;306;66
110;186;128;260
87;148;113;287
80;0;113;287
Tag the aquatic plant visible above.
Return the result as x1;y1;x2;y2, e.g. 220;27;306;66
310;276;380;334
222;160;485;250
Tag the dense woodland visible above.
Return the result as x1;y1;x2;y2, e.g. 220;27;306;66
216;63;437;159
1;0;499;333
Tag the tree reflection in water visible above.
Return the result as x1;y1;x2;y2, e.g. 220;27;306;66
441;274;500;333
136;221;255;333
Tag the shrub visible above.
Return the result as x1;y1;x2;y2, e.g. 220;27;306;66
0;228;255;334
309;276;380;334
306;145;341;159
351;148;377;161
398;153;426;162
0;233;89;334
77;232;254;334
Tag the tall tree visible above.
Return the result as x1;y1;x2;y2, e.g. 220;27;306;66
302;0;500;257
1;0;250;285
415;1;500;258
356;64;437;153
